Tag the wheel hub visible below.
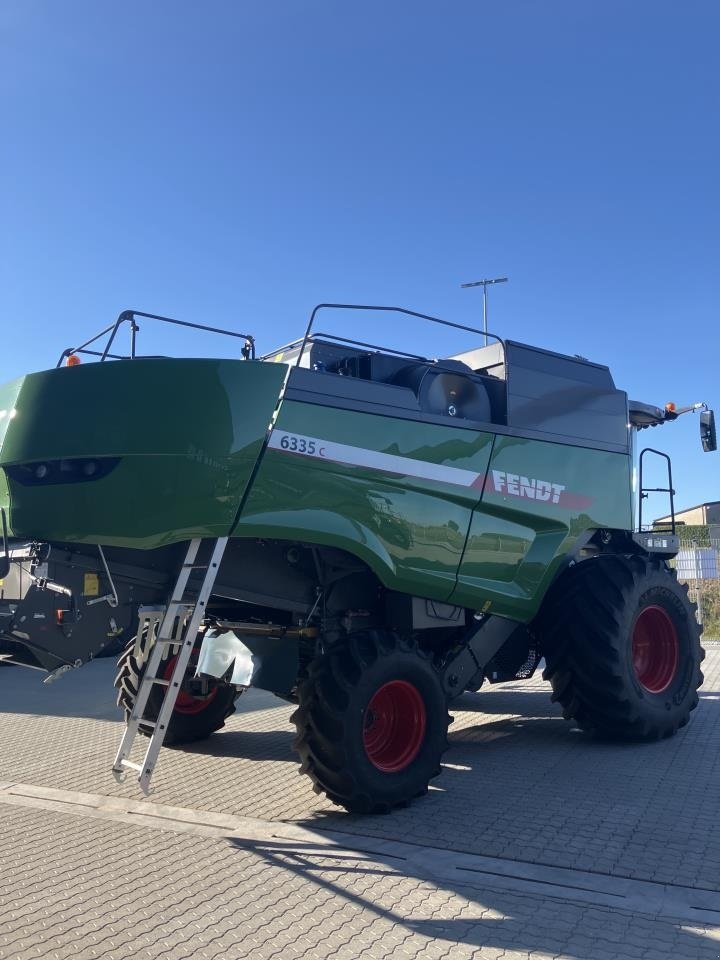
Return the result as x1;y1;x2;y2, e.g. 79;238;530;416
363;679;426;772
631;604;680;694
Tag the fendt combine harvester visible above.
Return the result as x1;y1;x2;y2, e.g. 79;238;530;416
0;306;716;812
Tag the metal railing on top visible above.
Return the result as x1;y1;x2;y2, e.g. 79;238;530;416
60;304;503;374
281;303;506;372
56;310;255;367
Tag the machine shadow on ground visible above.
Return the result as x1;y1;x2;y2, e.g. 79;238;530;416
221;831;719;960
184;689;568;764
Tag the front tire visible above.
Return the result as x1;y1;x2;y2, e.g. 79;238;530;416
537;554;704;740
292;630;450;813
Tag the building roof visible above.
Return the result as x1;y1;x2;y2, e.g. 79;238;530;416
653;500;720;524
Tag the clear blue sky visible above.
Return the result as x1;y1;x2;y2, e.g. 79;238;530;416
1;1;718;516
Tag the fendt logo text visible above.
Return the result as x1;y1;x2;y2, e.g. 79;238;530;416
491;470;566;504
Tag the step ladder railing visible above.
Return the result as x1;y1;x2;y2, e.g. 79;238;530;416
112;536;228;792
638;447;675;533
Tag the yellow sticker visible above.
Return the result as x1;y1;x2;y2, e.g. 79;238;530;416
83;573;100;597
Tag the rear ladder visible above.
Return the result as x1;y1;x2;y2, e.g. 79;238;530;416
112;536;228;792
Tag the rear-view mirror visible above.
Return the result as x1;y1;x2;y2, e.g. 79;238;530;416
701;409;717;452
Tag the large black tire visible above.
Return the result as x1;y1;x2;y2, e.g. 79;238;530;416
291;630;450;814
537;554;704;740
114;637;239;746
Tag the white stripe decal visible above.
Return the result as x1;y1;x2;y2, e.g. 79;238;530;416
267;430;485;489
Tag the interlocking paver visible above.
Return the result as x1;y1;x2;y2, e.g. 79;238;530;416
2;648;720;958
1;801;716;960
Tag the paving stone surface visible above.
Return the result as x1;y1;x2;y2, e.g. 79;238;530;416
1;646;719;958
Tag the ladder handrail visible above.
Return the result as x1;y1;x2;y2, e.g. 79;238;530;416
638;447;675;534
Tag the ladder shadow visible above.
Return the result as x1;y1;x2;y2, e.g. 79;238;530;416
182;728;298;763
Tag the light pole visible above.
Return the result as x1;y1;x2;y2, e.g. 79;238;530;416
460;276;508;345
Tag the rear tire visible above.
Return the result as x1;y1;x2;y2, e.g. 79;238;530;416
537;554;704;740
114;636;239;746
291;630;450;813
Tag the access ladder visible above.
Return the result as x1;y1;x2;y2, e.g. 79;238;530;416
112;536;228;792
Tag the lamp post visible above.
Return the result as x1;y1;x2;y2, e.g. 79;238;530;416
460;276;508;345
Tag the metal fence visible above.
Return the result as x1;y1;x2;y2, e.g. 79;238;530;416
675;539;720;640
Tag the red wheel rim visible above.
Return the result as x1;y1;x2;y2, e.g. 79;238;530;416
631;605;680;694
163;654;218;715
363;680;426;772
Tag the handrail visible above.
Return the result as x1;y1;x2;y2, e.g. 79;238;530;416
295;303;505;369
57;323;119;367
638;447;675;534
57;309;255;367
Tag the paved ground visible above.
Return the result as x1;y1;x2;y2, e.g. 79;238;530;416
1;648;720;959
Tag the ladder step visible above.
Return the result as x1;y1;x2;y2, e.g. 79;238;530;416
119;760;143;773
133;718;157;728
182;563;209;570
151;678;171;687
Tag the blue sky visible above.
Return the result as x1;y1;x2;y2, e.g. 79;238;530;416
1;1;718;515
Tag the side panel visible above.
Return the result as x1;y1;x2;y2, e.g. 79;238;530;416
450;435;633;620
504;341;629;447
0;378;24;516
0;359;287;548
235;400;494;601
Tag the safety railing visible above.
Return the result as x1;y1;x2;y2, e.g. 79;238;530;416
57;310;255;367
263;303;506;372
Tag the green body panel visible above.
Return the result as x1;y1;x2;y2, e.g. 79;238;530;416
0;376;21;521
0;357;632;621
238;399;631;621
450;435;632;619
235;400;495;601
0;359;287;548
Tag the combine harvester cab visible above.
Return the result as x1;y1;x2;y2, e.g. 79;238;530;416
0;304;715;813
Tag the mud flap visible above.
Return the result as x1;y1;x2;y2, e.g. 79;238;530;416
197;628;299;697
196;629;255;686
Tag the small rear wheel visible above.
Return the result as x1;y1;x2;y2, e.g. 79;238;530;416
114;635;239;746
292;630;450;813
537;554;704;740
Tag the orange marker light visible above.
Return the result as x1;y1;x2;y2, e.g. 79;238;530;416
665;402;676;413
66;354;81;367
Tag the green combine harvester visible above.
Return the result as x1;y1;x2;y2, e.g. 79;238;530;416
0;305;716;812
